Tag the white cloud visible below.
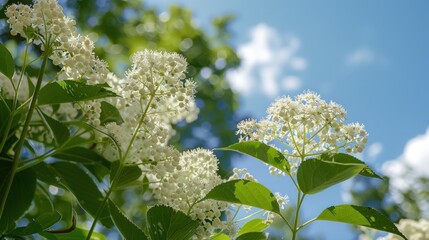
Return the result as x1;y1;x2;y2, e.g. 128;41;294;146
381;128;429;215
367;142;383;160
227;23;307;97
282;76;301;91
383;128;429;183
345;48;375;66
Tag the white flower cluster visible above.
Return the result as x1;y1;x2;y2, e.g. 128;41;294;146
94;50;198;165
237;91;368;173
6;0;109;84
153;149;231;239
377;219;429;240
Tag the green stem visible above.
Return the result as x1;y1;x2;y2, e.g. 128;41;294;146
291;192;306;240
0;51;49;219
86;93;156;240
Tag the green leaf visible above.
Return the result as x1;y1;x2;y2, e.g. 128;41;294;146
217;141;290;174
0;165;36;233
8;211;61;236
34;186;54;213
53;147;111;169
203;179;280;214
147;205;199;240
38;80;118;105
236;218;269;237
100;101;124;125
316;205;407;240
0;99;22;155
108;200;147;240
297;158;365;194
39;111;70;146
321;153;382;179
40;228;107;240
210;233;231;240
0;42;14;79
236;232;266;240
51;162;113;228
110;162;142;190
32;162;62;187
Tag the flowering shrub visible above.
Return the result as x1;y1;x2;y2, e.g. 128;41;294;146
0;0;409;239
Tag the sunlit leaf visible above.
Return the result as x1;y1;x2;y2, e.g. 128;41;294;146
210;233;231;240
297;158;365;194
236;218;269;237
236;232;266;240
321;153;382;179
203;179;280;214
38;80;117;105
217;141;290;174
317;205;407;240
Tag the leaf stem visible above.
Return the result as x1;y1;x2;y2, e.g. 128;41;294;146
297;217;316;231
0;50;50;220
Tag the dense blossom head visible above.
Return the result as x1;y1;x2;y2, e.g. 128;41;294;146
237;91;368;173
153;149;231;239
6;0;109;84
93;50;198;164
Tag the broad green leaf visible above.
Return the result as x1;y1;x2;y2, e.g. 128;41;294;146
33;186;54;213
38;80;118;105
40;228;107;240
37;211;62;230
0;165;36;233
110;162;142;190
321;153;382;179
51;162;113;228
317;205;407;240
8;211;61;236
217;141;290;174
203;180;280;214
0;43;14;79
147;205;199;240
53;147;111;168
236;218;269;237
108;200;147;240
236;232;266;240
100;101;124;125
210;233;231;240
40;111;70;146
32;162;62;187
297;158;365;194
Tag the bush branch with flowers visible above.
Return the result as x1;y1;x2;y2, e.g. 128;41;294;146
0;0;411;239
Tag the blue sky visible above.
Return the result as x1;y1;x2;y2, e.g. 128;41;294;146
146;1;429;239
